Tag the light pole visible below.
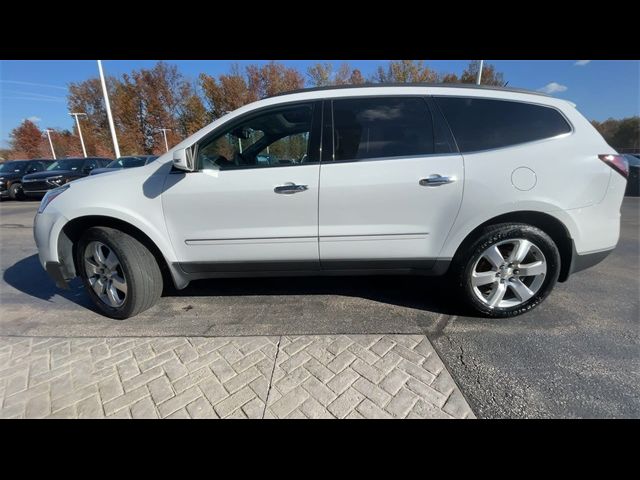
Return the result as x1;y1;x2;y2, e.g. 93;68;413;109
476;60;484;85
158;128;172;153
45;129;56;159
69;112;88;157
97;60;121;158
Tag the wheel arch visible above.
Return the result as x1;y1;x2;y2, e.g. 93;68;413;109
58;215;187;289
452;210;574;282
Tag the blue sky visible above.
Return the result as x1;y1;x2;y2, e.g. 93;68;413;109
1;60;638;148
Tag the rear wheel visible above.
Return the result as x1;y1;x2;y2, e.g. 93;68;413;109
452;223;560;318
77;227;163;319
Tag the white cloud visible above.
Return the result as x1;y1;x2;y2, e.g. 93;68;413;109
538;82;568;94
26;116;42;123
574;60;591;66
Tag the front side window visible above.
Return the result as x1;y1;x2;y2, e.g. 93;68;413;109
83;158;100;171
329;97;435;162
108;156;147;168
434;97;572;153
28;162;45;173
0;161;28;174
196;104;314;170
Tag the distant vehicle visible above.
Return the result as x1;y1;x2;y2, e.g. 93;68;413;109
22;157;111;198
623;154;639;196
89;155;158;176
0;159;53;200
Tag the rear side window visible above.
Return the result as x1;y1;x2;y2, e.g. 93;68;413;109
434;97;572;153
330;97;434;161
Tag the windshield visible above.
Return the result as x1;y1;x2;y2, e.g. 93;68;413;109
106;156;148;169
46;159;85;171
0;161;28;174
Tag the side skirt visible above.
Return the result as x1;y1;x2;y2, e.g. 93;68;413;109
175;258;452;283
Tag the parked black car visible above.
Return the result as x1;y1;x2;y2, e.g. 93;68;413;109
0;159;53;200
623;154;639;197
22;157;111;198
89;155;158;176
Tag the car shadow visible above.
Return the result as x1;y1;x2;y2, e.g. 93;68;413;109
4;254;470;317
3;254;93;308
168;275;469;316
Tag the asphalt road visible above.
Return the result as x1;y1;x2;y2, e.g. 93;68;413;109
0;198;638;418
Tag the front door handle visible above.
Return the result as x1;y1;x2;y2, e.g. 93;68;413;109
419;174;455;187
274;182;309;194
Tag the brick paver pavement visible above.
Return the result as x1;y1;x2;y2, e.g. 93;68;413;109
0;335;474;419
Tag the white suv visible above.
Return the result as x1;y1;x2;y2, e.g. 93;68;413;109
33;84;629;319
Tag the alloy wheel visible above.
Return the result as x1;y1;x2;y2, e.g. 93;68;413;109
83;241;127;308
471;238;547;309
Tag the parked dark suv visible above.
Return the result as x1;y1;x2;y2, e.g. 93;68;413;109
0;159;53;200
22;157;111;198
90;155;158;175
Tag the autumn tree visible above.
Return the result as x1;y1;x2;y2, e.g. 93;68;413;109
50;129;84;158
306;62;366;87
176;82;208;138
373;60;439;83
592;116;640;152
349;69;365;85
67;78;114;156
459;61;506;86
200;64;254;120
201;62;304;121
246;61;305;99
8;120;45;159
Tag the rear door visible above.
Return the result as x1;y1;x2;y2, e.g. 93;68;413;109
318;96;464;270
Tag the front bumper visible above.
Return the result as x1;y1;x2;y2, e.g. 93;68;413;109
34;210;72;287
45;261;71;289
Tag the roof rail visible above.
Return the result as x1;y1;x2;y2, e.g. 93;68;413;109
269;82;551;99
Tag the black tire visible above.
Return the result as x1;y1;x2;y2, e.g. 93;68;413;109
76;227;163;319
8;183;24;200
451;223;560;318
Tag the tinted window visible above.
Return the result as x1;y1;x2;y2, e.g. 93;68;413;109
330;97;434;161
434;97;572;152
108;156;147;168
47;159;85;171
0;161;28;174
26;161;44;173
197;103;314;170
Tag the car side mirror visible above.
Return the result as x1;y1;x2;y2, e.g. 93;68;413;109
173;148;195;172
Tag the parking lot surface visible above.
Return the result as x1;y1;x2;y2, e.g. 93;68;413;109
0;198;638;418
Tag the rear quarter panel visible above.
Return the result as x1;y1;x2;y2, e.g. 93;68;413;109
438;98;615;259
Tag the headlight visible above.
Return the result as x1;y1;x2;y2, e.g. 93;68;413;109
46;175;66;186
38;185;69;214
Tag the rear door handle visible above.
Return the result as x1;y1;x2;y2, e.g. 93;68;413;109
419;174;455;186
274;182;309;194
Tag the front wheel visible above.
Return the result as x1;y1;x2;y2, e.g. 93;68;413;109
76;227;163;319
9;183;25;200
452;223;560;318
